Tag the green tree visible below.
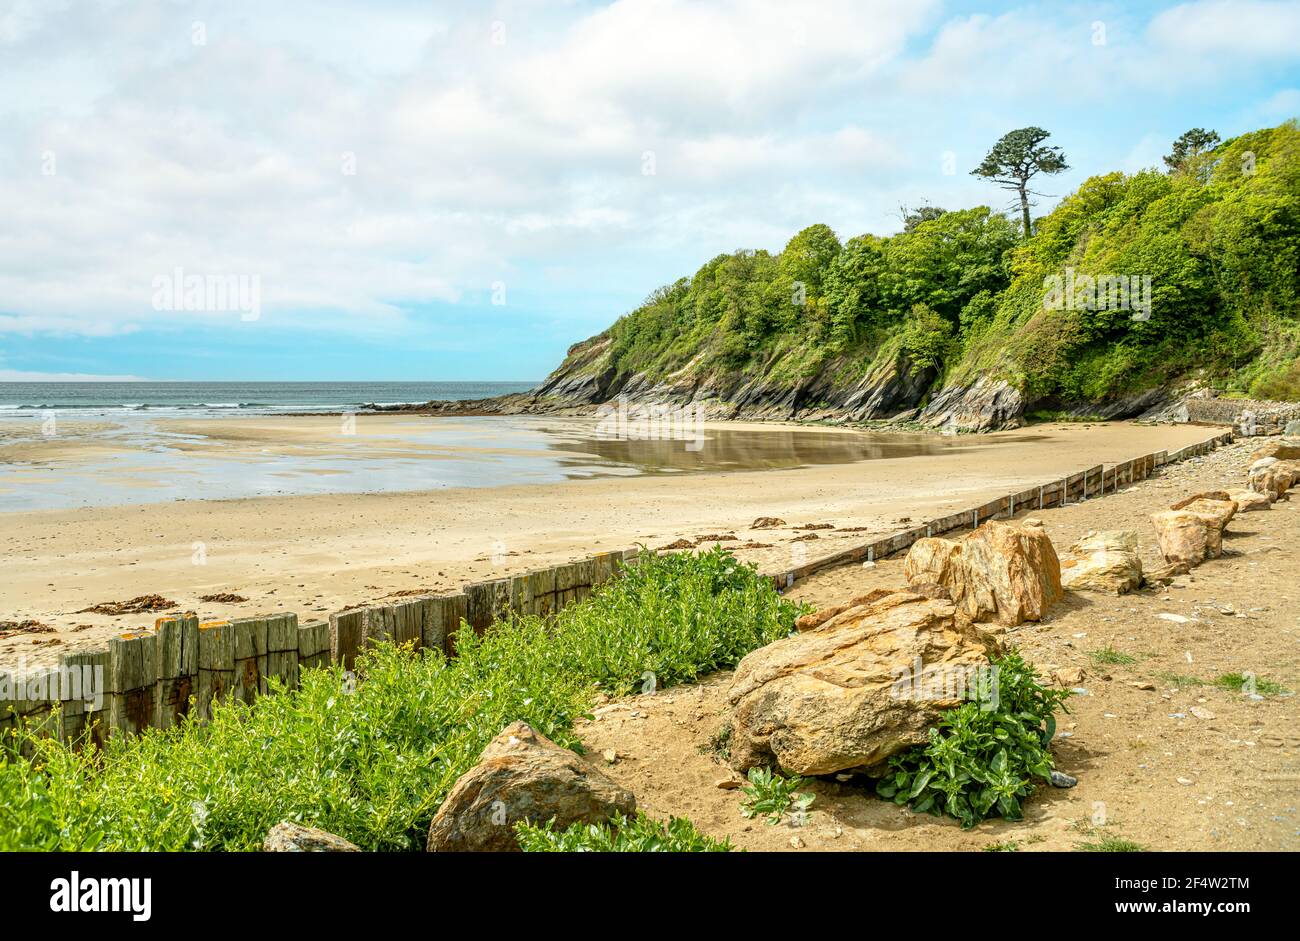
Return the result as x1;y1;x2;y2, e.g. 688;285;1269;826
899;203;948;233
971;127;1070;237
1163;128;1220;181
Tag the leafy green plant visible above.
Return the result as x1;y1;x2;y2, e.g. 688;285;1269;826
0;547;800;851
982;840;1020;852
876;651;1069;829
739;766;815;826
514;812;732;852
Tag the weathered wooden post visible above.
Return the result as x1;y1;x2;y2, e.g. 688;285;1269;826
297;620;331;671
197;619;234;721
231;616;268;706
425;592;468;656
156;614;199;729
107;629;158;738
265;613;300;692
329;609;365;672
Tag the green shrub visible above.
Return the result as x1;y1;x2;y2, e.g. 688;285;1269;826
875;651;1069;829
0;547;800;851
515;812;733;852
739;766;815;825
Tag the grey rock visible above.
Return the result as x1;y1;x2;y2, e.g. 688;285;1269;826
263;821;360;852
1049;770;1078;788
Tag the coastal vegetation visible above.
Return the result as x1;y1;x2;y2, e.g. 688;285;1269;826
562;121;1299;412
515;812;734;852
876;651;1070;829
0;547;800;851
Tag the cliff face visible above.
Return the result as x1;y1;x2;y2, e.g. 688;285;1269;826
518;337;1174;431
526;332;946;424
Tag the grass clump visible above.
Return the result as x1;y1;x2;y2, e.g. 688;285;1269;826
1076;837;1147;852
1214;672;1289;697
515;812;732;852
1154;672;1205;689
876;651;1070;829
739;766;815;826
1088;646;1136;666
0;546;800;851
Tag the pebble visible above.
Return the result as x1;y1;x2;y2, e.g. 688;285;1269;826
1177;776;1195;786
602;749;618;763
1158;613;1192;624
789;836;805;848
1049;770;1078;788
1190;706;1216;720
714;778;741;790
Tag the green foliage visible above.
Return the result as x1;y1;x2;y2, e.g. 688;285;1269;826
739;766;815;825
569;120;1299;412
899;303;956;374
1214;673;1289;697
514;812;733;852
1164;128;1220;180
1088;646;1136;665
0;547;800;851
1076;837;1147;852
875;651;1070;829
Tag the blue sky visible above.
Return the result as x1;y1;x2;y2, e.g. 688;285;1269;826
2;0;1298;382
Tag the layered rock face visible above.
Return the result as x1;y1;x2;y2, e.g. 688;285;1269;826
903;519;1063;625
427;721;636;852
727;590;997;777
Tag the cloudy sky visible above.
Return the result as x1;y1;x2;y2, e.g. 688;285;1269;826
2;0;1298;382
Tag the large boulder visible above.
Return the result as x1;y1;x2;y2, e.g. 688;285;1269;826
1249;440;1300;463
1150;509;1222;567
1171;491;1237;522
1227;489;1272;512
263;821;360;852
1171;493;1239;534
903;519;1062;625
728;590;995;777
426;721;635;852
1060;530;1143;595
1248;458;1283;502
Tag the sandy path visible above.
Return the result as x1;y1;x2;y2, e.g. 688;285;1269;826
0;420;1216;665
573;438;1300;852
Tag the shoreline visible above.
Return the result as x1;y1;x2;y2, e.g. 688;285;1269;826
0;419;1223;665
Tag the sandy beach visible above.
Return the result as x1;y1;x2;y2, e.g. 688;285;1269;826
0;415;1220;664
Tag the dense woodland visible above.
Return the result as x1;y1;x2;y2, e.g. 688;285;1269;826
596;122;1300;407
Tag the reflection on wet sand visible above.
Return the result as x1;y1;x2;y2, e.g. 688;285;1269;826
544;424;1037;473
0;412;1038;511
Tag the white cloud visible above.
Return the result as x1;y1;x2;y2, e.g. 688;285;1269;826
0;368;153;381
1148;0;1300;59
0;0;1294;348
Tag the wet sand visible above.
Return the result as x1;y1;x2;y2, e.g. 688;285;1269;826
0;416;1221;665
